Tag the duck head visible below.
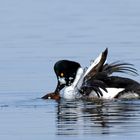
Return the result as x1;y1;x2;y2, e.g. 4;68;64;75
54;60;81;92
42;60;81;100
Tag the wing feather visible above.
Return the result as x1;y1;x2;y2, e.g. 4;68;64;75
102;61;138;76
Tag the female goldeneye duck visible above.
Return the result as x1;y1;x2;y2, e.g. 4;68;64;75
42;48;140;100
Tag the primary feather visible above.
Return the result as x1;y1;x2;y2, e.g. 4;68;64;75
102;61;138;76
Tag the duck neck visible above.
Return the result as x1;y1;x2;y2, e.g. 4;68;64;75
72;68;84;88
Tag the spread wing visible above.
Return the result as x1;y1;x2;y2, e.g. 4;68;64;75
80;48;139;98
83;48;108;82
79;48;108;97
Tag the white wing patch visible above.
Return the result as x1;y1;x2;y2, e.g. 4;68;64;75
100;88;124;99
84;52;102;77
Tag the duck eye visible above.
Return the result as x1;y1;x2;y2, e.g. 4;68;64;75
60;72;64;77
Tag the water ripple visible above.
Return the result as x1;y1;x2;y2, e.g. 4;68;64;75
56;99;140;136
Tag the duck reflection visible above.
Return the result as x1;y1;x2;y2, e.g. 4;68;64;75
55;99;140;135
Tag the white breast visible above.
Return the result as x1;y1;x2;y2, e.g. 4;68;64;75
61;68;84;100
62;86;78;99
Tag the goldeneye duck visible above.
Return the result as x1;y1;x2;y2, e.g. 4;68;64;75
42;48;140;100
42;60;81;100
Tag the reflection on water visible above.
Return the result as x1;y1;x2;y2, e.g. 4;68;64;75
56;99;140;136
1;93;140;139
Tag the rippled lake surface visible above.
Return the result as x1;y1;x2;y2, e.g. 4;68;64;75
1;0;140;139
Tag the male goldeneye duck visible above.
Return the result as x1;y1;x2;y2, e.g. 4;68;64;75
42;48;140;100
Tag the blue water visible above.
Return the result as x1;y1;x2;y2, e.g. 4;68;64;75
0;0;140;139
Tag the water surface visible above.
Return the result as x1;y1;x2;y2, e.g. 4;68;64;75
0;0;140;139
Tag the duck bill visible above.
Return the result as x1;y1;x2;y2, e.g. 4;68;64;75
54;81;65;93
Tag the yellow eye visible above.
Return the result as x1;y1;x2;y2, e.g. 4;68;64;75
60;73;64;77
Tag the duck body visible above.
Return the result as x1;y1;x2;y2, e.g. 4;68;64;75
42;48;140;100
81;75;140;99
62;72;140;100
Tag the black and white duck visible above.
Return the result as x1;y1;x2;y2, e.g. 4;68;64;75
42;48;140;100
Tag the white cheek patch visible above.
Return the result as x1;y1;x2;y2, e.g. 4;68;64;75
58;77;66;84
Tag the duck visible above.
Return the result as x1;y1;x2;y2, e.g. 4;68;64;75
42;48;140;100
